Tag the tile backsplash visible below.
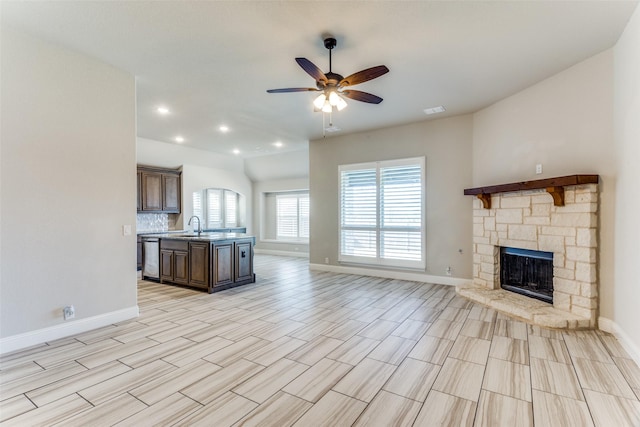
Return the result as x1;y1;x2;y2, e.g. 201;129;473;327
137;213;177;233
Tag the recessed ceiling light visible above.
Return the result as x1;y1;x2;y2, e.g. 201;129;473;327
219;125;230;133
273;141;283;148
424;106;446;115
232;149;240;155
174;136;185;143
156;106;170;115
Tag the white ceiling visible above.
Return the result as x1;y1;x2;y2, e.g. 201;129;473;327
2;1;637;158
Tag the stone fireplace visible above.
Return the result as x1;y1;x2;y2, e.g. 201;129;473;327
458;175;599;329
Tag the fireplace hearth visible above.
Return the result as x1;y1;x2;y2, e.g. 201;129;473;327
500;247;553;304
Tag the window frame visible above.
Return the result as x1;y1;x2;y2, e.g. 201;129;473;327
338;157;426;269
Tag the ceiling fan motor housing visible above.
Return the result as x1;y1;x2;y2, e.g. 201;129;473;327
324;72;344;86
323;37;337;50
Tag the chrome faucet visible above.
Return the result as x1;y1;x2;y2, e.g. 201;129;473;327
187;215;202;235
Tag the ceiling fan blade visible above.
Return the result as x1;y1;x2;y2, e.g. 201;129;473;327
266;88;319;93
339;65;389;87
341;90;383;104
295;58;328;83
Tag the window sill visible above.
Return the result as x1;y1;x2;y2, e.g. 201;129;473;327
338;257;425;271
260;238;309;244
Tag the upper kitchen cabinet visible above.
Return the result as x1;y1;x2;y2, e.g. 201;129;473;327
137;165;181;213
162;173;180;212
137;170;142;211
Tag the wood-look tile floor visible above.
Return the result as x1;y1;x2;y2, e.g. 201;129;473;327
2;255;640;426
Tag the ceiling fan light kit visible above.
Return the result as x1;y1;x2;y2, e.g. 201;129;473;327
313;93;326;109
267;36;389;134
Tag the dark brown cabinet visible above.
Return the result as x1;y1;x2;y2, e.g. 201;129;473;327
159;236;254;293
211;239;255;291
137;235;143;271
162;174;181;212
212;242;234;288
189;242;209;289
137;166;181;213
137;171;142;211
235;241;254;283
160;240;188;285
141;172;163;211
160;249;173;282
174;251;189;284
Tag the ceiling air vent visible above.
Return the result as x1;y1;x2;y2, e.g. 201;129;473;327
424;106;446;115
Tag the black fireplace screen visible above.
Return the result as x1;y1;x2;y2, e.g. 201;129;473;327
500;247;554;304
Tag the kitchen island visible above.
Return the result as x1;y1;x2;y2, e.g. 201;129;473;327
142;232;255;293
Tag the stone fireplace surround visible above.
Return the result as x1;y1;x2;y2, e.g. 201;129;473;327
457;175;599;329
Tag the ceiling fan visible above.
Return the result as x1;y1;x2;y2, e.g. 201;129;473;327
266;37;389;112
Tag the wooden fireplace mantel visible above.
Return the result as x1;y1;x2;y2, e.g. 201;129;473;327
464;174;599;209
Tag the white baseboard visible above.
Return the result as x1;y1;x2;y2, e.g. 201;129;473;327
599;316;640;366
254;248;309;258
309;263;472;287
0;306;139;355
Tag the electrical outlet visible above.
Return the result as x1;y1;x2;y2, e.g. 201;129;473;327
446;266;452;276
536;164;543;174
324;257;329;264
122;225;132;236
63;305;75;320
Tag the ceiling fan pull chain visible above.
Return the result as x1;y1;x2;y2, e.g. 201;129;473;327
322;111;326;138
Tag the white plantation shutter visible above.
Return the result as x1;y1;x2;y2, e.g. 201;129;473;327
339;158;425;269
276;193;309;241
340;167;377;258
380;163;422;261
206;189;222;228
192;191;203;222
299;195;310;238
224;190;237;227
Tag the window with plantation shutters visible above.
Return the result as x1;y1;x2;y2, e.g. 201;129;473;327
339;157;425;269
276;193;309;241
192;188;242;230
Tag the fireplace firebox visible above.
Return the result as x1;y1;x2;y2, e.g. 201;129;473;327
500;247;553;304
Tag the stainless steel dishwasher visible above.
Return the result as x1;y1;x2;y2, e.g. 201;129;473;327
142;237;160;280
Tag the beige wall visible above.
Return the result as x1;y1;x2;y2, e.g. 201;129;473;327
0;30;137;339
309;115;474;279
613;5;640;355
472;50;617;319
244;150;309;182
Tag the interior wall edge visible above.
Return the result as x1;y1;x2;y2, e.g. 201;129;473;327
309;263;473;287
0;306;139;356
254;248;309;258
598;316;640;367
